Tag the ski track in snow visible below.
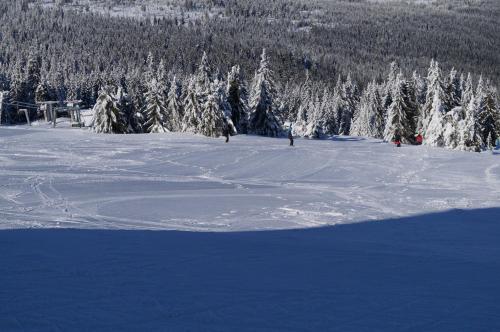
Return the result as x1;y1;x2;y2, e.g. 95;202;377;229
0;125;499;231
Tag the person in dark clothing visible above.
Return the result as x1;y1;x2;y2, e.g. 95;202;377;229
394;132;402;147
223;119;230;143
288;130;294;146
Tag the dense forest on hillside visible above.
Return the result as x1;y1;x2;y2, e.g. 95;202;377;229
1;0;499;92
0;0;499;152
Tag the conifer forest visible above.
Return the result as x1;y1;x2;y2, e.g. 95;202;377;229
1;0;499;151
2;2;500;331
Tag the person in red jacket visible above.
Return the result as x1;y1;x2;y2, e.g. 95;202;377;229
393;132;402;147
415;133;423;145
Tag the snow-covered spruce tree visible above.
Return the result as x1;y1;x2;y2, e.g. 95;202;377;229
371;84;386;138
351;82;384;138
412;71;427;106
351;84;372;138
214;78;237;135
461;73;474;110
125;69;147;133
383;74;412;143
199;86;225;137
145;52;156;83
91;86;129;134
402;72;419;137
292;71;312;136
382;62;400;115
458;96;483;152
195;51;212;106
338;73;359;135
321;87;338;136
35;81;50;103
422;61;451;146
477;85;500;145
24;52;41;106
447;68;462;109
115;86;135;133
421;60;449;135
249;49;282;137
143;78;169;133
226;65;249;134
182;78;202;133
164;76;182;132
277;82;298;123
304;90;324;138
442;107;462;149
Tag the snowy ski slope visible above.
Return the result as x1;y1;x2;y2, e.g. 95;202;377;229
1;125;500;331
1;125;499;231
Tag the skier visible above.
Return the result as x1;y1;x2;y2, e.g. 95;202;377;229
288;130;294;146
496;137;500;150
223;119;230;143
415;133;423;145
393;132;402;148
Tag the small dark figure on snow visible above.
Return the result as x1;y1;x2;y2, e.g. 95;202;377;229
223;119;230;143
393;132;402;148
288;130;294;146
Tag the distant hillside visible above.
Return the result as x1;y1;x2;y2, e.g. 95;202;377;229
1;0;499;88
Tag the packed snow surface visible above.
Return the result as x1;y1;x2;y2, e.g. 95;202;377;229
0;125;499;231
1;125;500;331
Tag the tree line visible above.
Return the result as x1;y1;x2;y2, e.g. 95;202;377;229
89;49;499;152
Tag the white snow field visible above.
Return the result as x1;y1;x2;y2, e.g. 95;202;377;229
1;125;499;231
1;125;500;331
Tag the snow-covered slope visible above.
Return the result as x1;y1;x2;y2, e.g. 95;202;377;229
1;126;499;231
1;126;500;331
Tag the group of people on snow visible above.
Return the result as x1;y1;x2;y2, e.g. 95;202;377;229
392;132;423;148
222;125;498;151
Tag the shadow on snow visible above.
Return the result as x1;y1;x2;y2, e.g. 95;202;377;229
1;208;500;331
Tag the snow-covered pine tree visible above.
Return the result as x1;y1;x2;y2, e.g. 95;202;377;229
351;82;384;138
199;86;225;137
91;86;129;134
292;71;312;136
420;60;444;133
383;74;412;143
351;83;373;137
143;78;169;133
195;51;212;106
382;62;400;115
214;78;237;135
226;65;249;134
486;132;493;150
125;69;147;133
447;68;462;109
35;81;50;103
477;85;500;146
249;49;282;137
442;107;462;149
319;87;337;136
338;73;359;135
461;73;474;111
182;78;202;133
402;72;419;138
24;52;41;106
304;90;324;138
164;76;182;132
372;83;386;138
412;71;427;106
115;85;135;133
458;96;482;152
422;60;449;145
145;52;156;83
